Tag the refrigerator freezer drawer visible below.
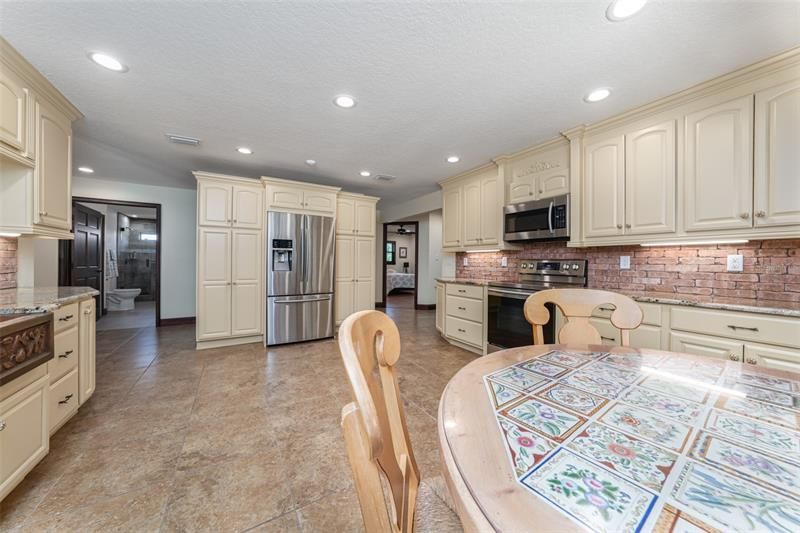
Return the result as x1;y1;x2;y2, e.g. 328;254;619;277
267;294;334;345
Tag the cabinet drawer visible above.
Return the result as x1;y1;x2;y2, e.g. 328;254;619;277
53;303;79;333
49;326;79;382
629;324;663;350
446;295;483;322
670;306;800;349
592;301;661;326
744;343;800;373
669;331;743;362
49;368;78;433
446;283;483;300
446;315;483;348
588;318;620;345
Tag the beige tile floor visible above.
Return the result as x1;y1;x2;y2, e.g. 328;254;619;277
0;307;475;532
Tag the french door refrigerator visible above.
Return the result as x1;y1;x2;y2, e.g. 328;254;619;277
266;211;335;345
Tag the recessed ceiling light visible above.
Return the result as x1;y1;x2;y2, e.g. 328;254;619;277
606;0;648;22
360;170;371;177
237;147;253;155
447;156;460;163
78;166;94;173
88;52;127;72
305;159;317;166
584;88;612;103
334;95;357;109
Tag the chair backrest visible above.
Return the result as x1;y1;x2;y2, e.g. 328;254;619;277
524;288;643;346
338;310;420;533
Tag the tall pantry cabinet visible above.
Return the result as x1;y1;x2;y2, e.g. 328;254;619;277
194;172;264;349
335;192;378;325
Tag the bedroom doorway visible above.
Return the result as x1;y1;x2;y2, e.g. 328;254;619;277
381;221;418;310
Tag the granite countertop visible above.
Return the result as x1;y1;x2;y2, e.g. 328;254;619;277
435;278;800;317
0;287;99;314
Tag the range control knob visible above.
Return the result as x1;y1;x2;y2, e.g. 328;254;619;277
521;263;528;269
572;264;580;270
562;264;569;270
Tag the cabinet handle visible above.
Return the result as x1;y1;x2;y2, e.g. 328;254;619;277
58;349;74;358
232;282;237;286
727;325;758;332
740;212;750;219
0;420;6;431
729;354;740;361
616;224;622;229
529;192;534;196
457;328;466;333
755;211;766;218
539;189;543;194
600;336;615;342
746;358;758;365
458;289;466;293
457;306;466;311
598;306;614;312
84;308;92;315
59;394;73;405
59;315;74;322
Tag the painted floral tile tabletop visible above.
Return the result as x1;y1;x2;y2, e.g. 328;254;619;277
439;345;800;533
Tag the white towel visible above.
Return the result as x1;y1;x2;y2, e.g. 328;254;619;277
106;249;119;279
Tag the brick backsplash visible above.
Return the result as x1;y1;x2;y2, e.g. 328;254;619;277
455;239;800;303
0;237;17;289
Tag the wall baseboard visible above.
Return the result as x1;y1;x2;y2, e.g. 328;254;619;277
160;316;196;326
415;304;436;310
375;302;386;308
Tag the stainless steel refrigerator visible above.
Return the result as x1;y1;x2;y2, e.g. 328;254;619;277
266;211;335;345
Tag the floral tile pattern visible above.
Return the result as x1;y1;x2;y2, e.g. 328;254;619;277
671;461;800;532
482;350;800;533
620;386;704;424
688;432;800;498
497;416;557;478
517;359;571;379
535;383;609;416
600;404;692;452
715;396;800;430
501;397;586;443
704;409;800;460
538;350;593;369
567;424;678;491
521;449;657;533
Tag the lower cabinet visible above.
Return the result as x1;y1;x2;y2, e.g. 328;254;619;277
435;283;445;333
78;298;96;405
745;343;800;373
334;234;374;325
335;280;373;324
49;368;78;434
443;283;484;353
669;331;744;362
0;372;49;501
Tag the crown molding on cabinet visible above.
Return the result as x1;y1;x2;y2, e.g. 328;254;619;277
192;171;262;185
437;161;498;187
260;175;341;193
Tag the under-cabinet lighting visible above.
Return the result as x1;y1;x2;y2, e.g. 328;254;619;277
640;367;746;398
640;239;749;247
140;234;158;241
0;232;21;238
465;249;500;254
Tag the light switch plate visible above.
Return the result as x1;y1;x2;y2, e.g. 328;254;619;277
462;256;469;266
727;254;744;272
501;257;508;267
620;255;631;270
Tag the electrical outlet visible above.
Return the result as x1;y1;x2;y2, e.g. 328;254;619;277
501;257;508;267
462;256;469;267
620;255;631;270
727;254;744;272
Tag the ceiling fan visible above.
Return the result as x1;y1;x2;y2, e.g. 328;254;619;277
395;223;415;235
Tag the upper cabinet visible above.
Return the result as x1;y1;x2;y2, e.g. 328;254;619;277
625;121;676;235
502;137;570;205
440;164;505;251
583;135;625;238
195;173;263;229
336;193;376;236
0;37;82;239
684;95;754;232
754;78;800;227
262;176;339;215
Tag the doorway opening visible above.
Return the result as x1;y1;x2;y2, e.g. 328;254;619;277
59;197;161;329
380;221;418;310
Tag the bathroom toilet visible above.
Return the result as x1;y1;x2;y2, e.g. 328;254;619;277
106;288;141;311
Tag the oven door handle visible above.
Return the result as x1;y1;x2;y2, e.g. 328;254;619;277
488;288;533;300
548;200;554;234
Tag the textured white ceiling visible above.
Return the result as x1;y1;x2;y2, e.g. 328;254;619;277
2;1;799;202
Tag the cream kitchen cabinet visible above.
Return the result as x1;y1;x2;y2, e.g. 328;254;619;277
684;95;754;232
335;235;375;325
442;187;462;247
508;168;570;204
754;78;800;227
262;176;339;215
744;343;800;374
0;67;29;156
34;97;72;232
583;135;625;238
440;164;504;251
196;174;263;229
336;193;376;237
669;330;744;362
435;282;445;333
443;283;485;354
78;298;96;405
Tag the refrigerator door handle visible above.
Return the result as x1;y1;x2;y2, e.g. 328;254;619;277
274;295;332;304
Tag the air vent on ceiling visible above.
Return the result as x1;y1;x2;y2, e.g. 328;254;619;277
373;174;397;182
166;134;201;146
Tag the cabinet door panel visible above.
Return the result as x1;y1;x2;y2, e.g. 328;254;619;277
335;280;354;324
232;230;261;284
335;236;355;281
0;70;28;153
480;176;498;244
685;96;754;231
629;324;662;350
435;283;445;332
199;229;231;283
625;121;676;235
197;284;231;339
354;200;375;236
584;136;624;237
35;99;71;230
231;282;261;336
198;229;231;340
232;185;263;229
267;185;304;210
78;298;96;405
354;280;374;314
754;80;800;227
354;238;374;281
537;169;569;199
508;178;535;203
199;182;232;227
303;191;337;214
745;343;800;373
336;198;355;234
442;187;462;247
462;181;482;245
669;331;743;362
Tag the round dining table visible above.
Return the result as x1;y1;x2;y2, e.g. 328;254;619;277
437;344;800;533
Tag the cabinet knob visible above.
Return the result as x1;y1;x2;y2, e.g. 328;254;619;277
529;192;533;196
625;223;631;229
746;358;758;365
233;219;237;224
729;354;740;361
740;212;750;219
756;211;766;218
40;211;48;216
0;420;5;431
616;224;622;229
84;308;92;315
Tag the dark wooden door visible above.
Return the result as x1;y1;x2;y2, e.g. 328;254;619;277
72;203;104;314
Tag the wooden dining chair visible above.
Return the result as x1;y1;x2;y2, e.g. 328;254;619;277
524;288;643;346
338;310;461;533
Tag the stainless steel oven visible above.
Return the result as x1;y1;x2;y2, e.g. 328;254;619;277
504;193;569;242
486;259;587;353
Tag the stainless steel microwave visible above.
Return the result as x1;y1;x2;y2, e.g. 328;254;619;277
503;193;569;242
